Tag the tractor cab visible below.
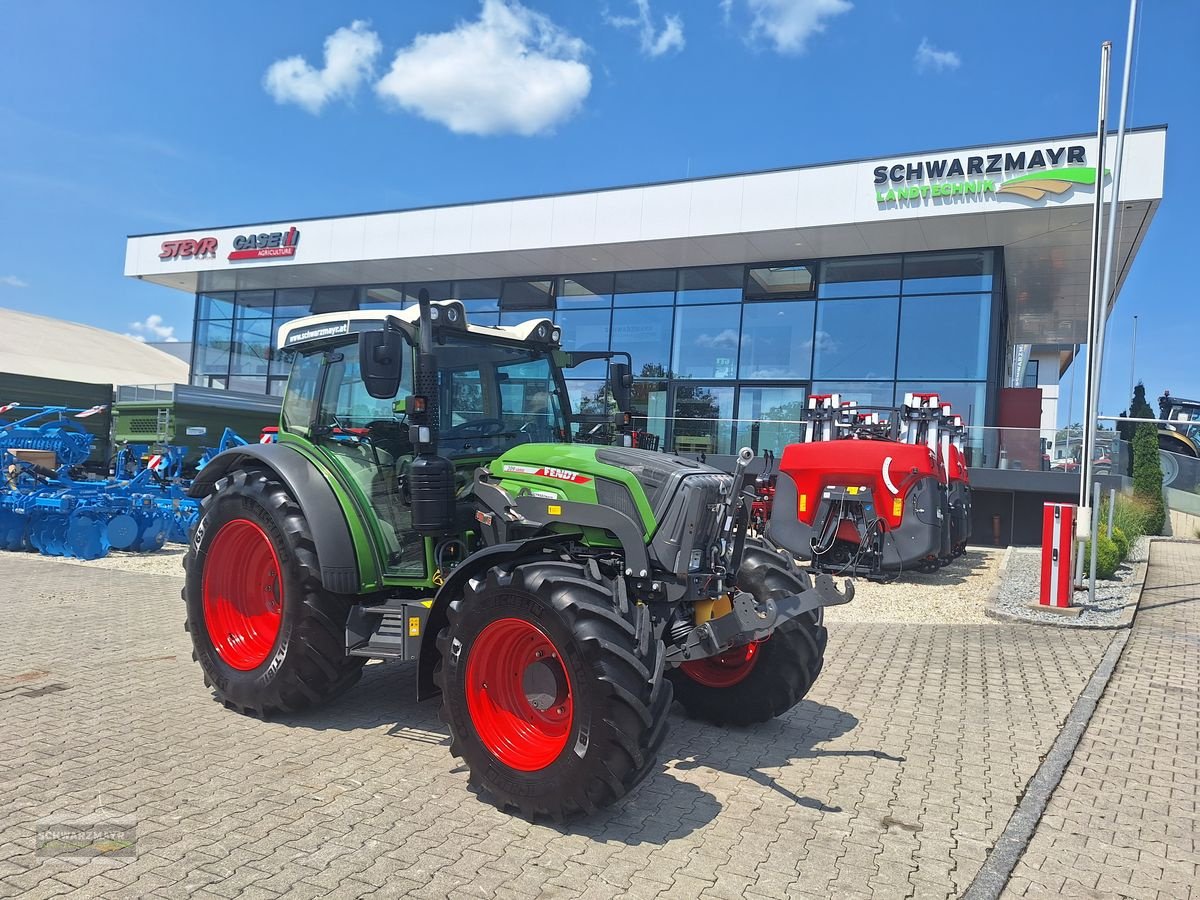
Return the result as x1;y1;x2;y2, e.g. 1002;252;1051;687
273;302;630;579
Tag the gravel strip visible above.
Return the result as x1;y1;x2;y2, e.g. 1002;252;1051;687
823;547;1003;626
990;535;1150;627
0;546;187;578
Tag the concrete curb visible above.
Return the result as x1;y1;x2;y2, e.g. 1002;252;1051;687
983;542;1149;631
962;540;1157;900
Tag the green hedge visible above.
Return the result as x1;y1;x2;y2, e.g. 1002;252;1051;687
1132;422;1166;535
1111;526;1130;561
1081;533;1121;580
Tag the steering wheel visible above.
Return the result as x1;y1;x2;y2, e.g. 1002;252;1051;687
442;418;507;438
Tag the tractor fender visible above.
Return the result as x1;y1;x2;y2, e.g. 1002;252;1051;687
1159;430;1199;458
416;531;583;702
187;444;360;594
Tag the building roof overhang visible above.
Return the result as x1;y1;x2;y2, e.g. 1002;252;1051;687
125;127;1166;346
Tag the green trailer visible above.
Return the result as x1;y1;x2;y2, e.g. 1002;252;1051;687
113;383;280;470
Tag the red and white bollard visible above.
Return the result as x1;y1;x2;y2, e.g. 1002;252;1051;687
1039;503;1076;609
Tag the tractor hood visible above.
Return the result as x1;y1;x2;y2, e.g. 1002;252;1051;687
489;444;726;540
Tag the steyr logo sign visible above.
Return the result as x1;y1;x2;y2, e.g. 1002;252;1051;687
228;226;301;261
160;237;217;260
873;144;1102;206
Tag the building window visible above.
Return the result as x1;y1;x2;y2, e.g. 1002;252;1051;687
813;296;899;380
454;279;502;312
404;281;455;305
896;293;991;380
611;306;673;378
818;256;902;299
362;285;406;307
738;300;815;379
194;319;233;378
895;381;985;426
736;386;808;455
310;286;358;314
672;305;741;379
614;269;675;307
676;265;743;305
197;292;235;320
902;250;993;295
810;381;896;410
557;273;613;309
1023;359;1039;388
554;307;611;378
745;263;815;300
672;384;734;455
500;278;554;310
273;288;314;320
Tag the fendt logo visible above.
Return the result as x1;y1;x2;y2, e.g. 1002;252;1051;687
228;226;301;261
160;237;217;260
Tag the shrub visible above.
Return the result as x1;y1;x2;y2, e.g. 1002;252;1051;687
1081;533;1121;580
1105;493;1153;540
1131;422;1166;535
1111;526;1130;561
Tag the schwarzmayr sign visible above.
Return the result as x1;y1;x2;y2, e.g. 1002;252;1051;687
874;143;1101;204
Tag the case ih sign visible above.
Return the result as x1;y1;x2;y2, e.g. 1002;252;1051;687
160;237;217;260
228;226;301;261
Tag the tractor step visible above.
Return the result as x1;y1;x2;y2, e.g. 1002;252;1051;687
346;600;432;661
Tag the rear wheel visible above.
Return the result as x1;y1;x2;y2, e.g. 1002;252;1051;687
436;558;671;818
668;613;826;726
183;467;365;716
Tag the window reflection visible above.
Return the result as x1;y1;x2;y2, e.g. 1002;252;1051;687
739;301;814;379
810;381;896;410
813;297;899;379
677;266;742;305
819;256;902;299
897;293;991;379
672;305;741;379
736;386;808;455
614;269;675;307
611;307;673;377
672;384;734;455
902;250;993;295
746;264;815;300
558;273;614;308
555;308;611;378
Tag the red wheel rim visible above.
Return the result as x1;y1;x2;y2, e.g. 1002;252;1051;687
202;519;283;671
465;618;573;772
680;641;762;688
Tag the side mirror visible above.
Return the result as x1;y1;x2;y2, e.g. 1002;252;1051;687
360;330;404;399
609;361;633;414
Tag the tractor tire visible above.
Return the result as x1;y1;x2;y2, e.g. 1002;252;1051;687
436;558;671;819
668;611;826;726
183;466;365;717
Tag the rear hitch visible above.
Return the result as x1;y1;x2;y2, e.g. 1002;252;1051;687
665;568;852;665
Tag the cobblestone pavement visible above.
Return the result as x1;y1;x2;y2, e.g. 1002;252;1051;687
1004;540;1200;900
0;556;1113;900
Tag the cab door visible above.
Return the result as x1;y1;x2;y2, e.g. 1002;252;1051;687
309;344;425;579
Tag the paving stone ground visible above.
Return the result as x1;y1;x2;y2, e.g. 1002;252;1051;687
0;554;1114;899
1004;540;1200;900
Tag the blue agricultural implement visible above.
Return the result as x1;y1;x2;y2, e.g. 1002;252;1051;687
0;404;215;560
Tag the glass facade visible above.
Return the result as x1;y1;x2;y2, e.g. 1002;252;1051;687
191;249;999;455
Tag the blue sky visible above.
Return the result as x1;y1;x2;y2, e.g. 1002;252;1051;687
0;1;1196;419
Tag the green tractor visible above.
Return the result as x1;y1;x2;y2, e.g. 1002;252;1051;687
184;296;853;818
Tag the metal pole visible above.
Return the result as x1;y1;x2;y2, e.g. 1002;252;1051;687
1087;0;1139;606
1089;482;1102;599
1076;41;1112;586
1128;315;1138;404
1107;487;1116;539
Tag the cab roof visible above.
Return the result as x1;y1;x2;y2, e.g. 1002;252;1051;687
276;301;558;350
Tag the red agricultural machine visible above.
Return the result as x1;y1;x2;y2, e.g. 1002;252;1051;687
763;393;972;580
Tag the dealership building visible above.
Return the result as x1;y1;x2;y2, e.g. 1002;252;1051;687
124;126;1165;495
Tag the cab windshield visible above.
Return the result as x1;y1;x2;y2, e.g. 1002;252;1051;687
434;333;570;459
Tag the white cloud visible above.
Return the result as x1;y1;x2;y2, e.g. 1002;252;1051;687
736;0;853;54
915;37;961;73
375;0;591;136
126;314;179;343
264;20;382;114
0;275;29;288
606;1;686;58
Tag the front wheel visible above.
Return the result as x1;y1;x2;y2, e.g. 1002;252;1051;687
436;558;671;818
668;613;826;726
